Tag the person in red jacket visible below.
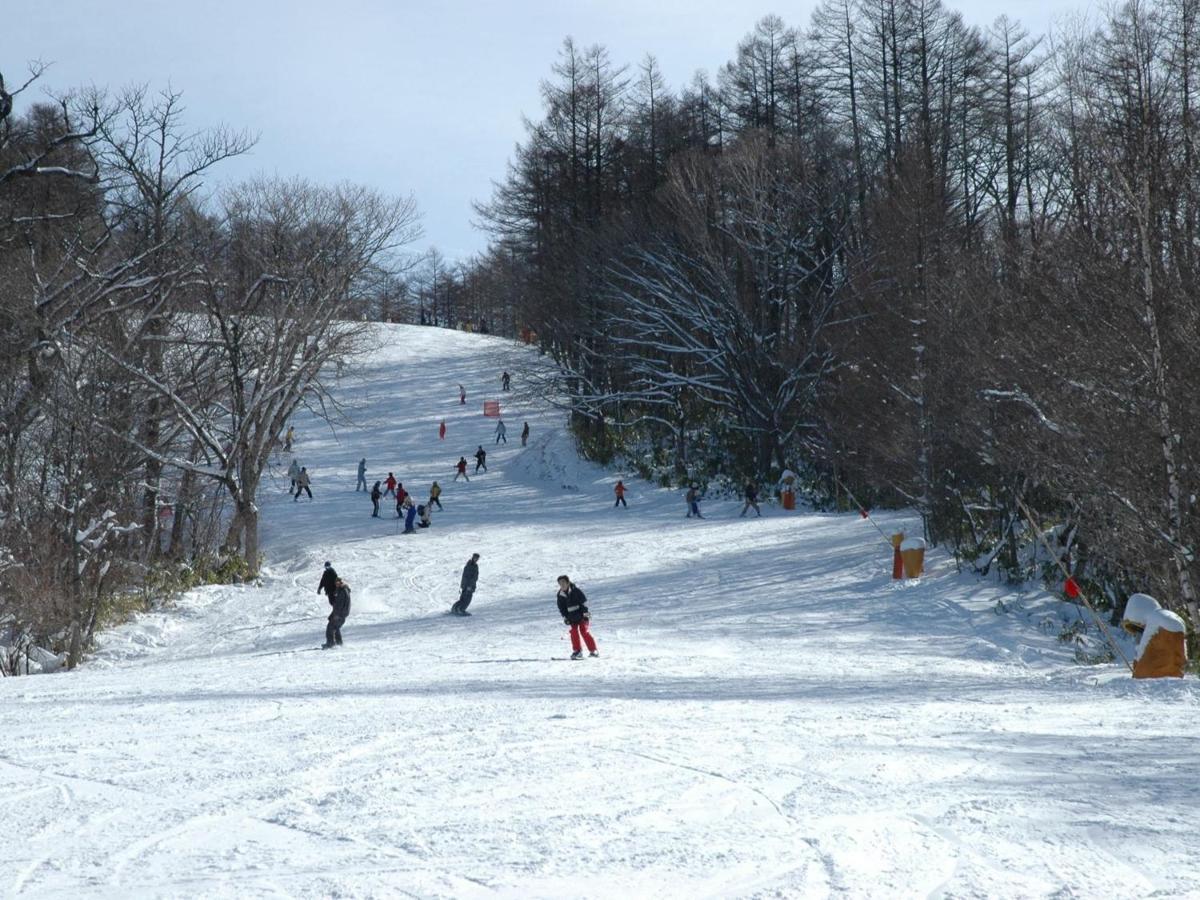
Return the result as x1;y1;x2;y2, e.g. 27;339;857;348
384;472;397;498
613;480;628;508
454;457;470;482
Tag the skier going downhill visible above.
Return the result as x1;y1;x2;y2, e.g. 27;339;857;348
454;457;469;482
495;419;507;444
318;561;339;603
287;458;301;494
451;553;480;615
323;578;351;649
740;481;762;517
356;458;367;492
521;422;529;447
294;467;312;501
474;446;487;473
556;575;598;659
429;480;444;510
614;480;628;508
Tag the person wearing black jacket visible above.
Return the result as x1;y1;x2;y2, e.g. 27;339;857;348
474;445;487;473
317;561;339;601
323;578;351;648
451;553;480;615
370;481;382;517
556;575;598;659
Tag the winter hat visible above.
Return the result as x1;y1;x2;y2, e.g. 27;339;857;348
324;561;331;568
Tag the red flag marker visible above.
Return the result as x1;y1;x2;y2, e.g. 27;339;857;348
1064;577;1080;599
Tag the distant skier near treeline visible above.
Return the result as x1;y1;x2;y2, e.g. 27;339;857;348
451;553;480;615
557;575;598;659
474;446;487;473
685;484;703;518
454;457;469;482
740;482;762;517
370;481;382;517
323;577;351;649
613;480;627;508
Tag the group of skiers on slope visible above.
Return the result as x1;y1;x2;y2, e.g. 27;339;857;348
287;459;313;501
364;470;441;534
491;418;530;446
321;556;599;659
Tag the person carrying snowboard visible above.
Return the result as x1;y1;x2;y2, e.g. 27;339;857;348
495;419;507;444
556;575;598;659
385;472;397;498
454;457;470;482
521;422;529;447
614;480;628;508
474;445;487;473
451;553;480;615
429;480;443;510
740;481;762;517
294;466;312;501
287;458;301;494
370;480;382;517
356;457;367;491
402;496;417;534
323;577;351;649
685;484;703;518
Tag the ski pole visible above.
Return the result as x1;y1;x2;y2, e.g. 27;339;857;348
832;474;899;550
1015;496;1134;675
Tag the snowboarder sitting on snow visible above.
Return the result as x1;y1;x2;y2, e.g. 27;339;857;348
402;496;417;534
740;482;761;517
451;553;480;615
323;578;351;649
614;480;628;508
685;484;703;519
370;481;382;517
417;504;432;528
429;480;443;510
474;445;487;473
454;457;469;482
557;575;598;659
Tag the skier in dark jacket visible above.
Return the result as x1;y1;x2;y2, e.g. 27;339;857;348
521;422;530;446
370;481;382;517
318;561;339;602
451;553;480;615
740;481;762;517
474;446;487;473
557;575;598;659
323;578;351;649
356;458;367;491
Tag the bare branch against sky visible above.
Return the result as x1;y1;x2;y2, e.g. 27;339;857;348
4;0;1091;261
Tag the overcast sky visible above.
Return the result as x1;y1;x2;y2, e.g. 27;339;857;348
6;0;1091;262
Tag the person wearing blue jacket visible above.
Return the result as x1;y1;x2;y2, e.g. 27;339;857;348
403;497;417;534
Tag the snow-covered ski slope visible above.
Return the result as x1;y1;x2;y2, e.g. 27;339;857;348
4;324;1199;899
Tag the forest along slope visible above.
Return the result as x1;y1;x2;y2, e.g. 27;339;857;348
2;323;1198;899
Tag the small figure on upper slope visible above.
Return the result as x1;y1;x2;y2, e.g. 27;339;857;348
685;484;703;518
451;553;480;615
614;480;628;508
495;419;507;444
370;481;382;517
323;578;351;649
439;419;446;441
521;422;530;447
284;425;295;451
740;481;762;517
474;445;487;473
501;371;511;391
459;384;466;405
287;458;301;494
356;457;367;492
429;480;444;510
557;575;598;659
454;457;470;482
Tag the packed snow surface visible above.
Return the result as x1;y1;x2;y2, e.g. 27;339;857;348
4;324;1199;899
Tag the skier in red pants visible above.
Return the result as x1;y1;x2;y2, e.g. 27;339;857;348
556;575;598;659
